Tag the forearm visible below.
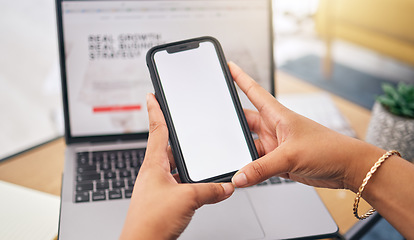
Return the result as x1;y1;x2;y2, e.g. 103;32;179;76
363;156;414;239
346;143;414;239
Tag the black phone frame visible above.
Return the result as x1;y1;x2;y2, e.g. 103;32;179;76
146;36;258;183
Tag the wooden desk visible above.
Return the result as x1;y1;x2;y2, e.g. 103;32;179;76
0;138;65;196
0;71;373;236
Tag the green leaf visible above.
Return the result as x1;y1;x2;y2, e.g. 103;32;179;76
404;85;414;102
407;87;414;96
399;82;414;98
399;97;408;108
402;108;414;118
408;101;414;110
398;82;408;94
377;95;396;108
382;83;398;98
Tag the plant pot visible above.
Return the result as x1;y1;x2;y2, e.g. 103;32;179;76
366;102;414;162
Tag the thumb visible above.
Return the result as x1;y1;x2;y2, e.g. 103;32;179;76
232;148;290;188
191;182;235;208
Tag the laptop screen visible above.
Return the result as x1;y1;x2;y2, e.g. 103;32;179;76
58;0;273;141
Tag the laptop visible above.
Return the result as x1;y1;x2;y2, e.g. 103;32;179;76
56;0;338;239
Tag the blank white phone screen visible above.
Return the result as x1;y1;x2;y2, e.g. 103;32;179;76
154;41;252;181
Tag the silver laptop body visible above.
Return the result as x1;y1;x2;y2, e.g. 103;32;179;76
56;0;338;239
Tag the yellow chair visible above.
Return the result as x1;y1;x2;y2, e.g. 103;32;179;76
315;0;414;76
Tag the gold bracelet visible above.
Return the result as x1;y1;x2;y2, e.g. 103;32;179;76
353;150;401;220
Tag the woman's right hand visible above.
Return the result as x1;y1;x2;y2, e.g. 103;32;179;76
228;62;385;193
228;62;414;239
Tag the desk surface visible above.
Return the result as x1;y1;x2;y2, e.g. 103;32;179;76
0;71;373;236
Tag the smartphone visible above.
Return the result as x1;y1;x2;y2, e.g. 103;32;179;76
146;36;258;183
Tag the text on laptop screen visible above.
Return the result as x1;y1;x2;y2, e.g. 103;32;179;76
61;0;272;137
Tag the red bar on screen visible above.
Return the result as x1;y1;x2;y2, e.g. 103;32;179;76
93;105;141;113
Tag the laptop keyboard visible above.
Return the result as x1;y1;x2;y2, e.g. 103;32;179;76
255;176;295;186
74;148;145;203
74;148;294;203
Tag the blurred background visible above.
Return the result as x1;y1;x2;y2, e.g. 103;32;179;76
275;0;414;109
1;0;414;160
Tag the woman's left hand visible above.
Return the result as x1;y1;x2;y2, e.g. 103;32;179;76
120;93;235;240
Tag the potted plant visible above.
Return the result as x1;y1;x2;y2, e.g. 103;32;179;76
365;82;414;162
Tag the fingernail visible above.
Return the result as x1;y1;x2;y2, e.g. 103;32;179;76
232;172;248;187
146;93;151;101
221;183;234;196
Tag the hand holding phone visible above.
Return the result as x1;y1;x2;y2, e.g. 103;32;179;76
146;37;257;183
